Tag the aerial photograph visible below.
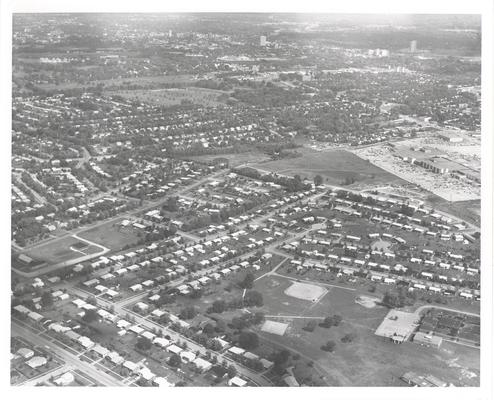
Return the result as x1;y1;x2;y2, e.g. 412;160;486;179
9;12;483;388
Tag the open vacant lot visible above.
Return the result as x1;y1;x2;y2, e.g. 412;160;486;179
107;87;228;108
78;219;142;251
253;274;480;387
254;148;407;187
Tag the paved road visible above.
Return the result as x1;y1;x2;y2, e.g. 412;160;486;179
12;322;126;387
414;304;480;317
13;176;48;205
75;147;92;168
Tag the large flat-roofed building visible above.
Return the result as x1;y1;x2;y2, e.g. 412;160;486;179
401;371;447;387
375;309;420;343
413;331;443;348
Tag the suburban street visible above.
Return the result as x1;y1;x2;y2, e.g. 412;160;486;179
67;286;273;387
12;321;126;387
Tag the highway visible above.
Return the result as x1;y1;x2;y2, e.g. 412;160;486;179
12;322;126;387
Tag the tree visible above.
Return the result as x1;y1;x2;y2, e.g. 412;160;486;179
227;365;237;378
41;292;53;308
179;306;197;320
273;349;290;366
303;320;317;332
212;300;226;314
244;290;263;307
238;331;259;350
314;175;323;186
136;336;152;351
203;323;216;337
341;333;357;343
168;354;181;368
321;340;336;352
239;272;255;289
382;291;405;308
215;319;227;333
332;315;343;327
319;316;333;328
82;309;98;323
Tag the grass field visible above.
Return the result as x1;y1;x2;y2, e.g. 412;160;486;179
23;237;102;265
426;196;481;227
77;219;142;251
254;147;407;187
253;274;480;386
184;152;271;167
34;74;197;91
106;86;228;108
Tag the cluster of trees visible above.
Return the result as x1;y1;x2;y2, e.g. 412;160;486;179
143;224;178;244
271;349;291;374
381;287;415;308
340;333;357;343
193;79;232;91
168;353;182;368
208;291;264;314
82;308;99;323
238;331;259;350
136;336;153;351
230;311;265;331
179;306;198;320
319;314;343;329
303;320;318;332
233;167;311;193
238;272;255;289
321;340;336;352
12;217;49;247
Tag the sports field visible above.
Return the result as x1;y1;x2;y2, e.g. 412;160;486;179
284;282;328;302
254;148;407;187
261;320;289;336
23;236;102;265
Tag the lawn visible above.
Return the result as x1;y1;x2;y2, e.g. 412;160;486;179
254;148;407;187
78;219;142;251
